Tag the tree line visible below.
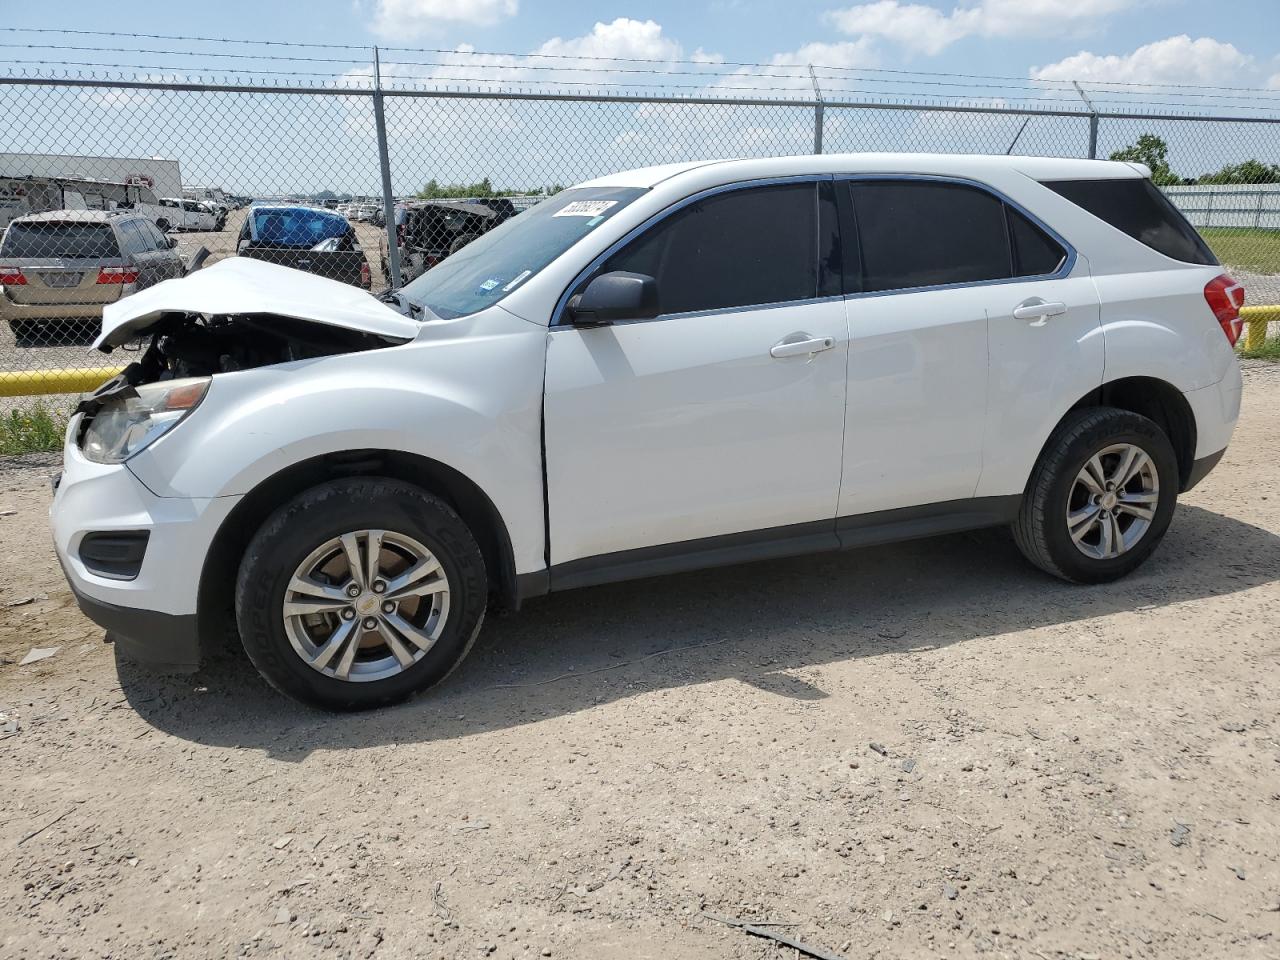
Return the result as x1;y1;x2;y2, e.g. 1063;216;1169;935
1109;134;1280;187
415;177;564;199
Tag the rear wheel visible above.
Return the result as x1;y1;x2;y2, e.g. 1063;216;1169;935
235;478;488;710
1013;407;1179;583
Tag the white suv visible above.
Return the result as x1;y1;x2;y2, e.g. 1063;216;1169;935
51;154;1243;710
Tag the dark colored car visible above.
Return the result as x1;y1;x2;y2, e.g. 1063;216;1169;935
236;206;371;289
380;199;517;284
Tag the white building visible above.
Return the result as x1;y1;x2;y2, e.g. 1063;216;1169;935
0;152;183;203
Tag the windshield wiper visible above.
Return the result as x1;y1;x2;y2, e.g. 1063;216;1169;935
375;288;422;319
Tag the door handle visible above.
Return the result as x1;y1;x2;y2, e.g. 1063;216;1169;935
770;334;835;359
1013;298;1067;324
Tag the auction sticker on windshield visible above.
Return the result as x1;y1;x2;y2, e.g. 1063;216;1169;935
554;200;619;218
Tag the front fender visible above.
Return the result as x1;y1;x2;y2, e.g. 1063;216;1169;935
128;325;548;574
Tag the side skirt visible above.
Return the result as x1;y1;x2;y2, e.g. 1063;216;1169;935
539;496;1022;595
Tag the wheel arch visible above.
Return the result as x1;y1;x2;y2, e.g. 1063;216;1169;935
1063;376;1197;491
196;448;519;654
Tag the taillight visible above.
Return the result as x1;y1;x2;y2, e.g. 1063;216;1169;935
0;267;26;285
396;224;405;245
1204;273;1245;346
96;266;140;285
360;261;371;288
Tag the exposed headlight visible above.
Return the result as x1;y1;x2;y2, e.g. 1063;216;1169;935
80;377;210;464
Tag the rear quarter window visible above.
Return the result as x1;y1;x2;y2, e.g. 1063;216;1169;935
1043;178;1217;266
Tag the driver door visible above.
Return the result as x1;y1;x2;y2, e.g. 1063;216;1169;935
543;179;850;585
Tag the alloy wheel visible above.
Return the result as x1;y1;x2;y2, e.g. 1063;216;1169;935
1065;443;1161;561
282;529;450;682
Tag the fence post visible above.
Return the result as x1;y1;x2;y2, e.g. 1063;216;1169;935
1072;81;1099;159
809;65;824;155
372;47;403;290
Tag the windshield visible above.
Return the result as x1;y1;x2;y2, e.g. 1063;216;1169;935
401;186;644;320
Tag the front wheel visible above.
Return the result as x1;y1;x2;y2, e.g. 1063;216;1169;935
235;479;488;710
1013;407;1179;584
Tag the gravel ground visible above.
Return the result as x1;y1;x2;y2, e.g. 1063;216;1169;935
1;363;1278;960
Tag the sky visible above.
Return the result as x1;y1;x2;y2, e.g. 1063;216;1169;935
1;1;1277;194
4;0;1278;95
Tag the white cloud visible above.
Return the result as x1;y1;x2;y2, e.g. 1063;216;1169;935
371;0;517;36
1031;35;1254;86
826;0;1137;55
534;18;682;62
706;38;880;95
350;19;724;93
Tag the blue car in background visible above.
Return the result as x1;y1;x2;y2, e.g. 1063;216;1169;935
235;205;372;288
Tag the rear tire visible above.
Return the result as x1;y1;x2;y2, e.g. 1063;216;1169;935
8;319;32;346
235;478;487;710
1013;407;1179;584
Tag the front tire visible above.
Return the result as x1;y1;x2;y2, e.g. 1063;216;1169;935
235;479;487;710
1013;407;1179;584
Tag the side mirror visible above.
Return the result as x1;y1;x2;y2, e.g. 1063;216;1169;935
167;236;178;249
566;271;658;327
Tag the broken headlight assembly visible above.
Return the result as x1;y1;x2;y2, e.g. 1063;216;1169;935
80;377;210;464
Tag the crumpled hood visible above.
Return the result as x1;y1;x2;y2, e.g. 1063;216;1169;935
95;256;419;350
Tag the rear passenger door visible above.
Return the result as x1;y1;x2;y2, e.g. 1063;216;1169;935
978;198;1102;501
834;176;1100;522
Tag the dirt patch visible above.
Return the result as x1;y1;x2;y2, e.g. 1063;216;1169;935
2;366;1278;960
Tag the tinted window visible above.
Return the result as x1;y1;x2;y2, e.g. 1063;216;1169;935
1007;206;1066;276
0;222;119;259
850;181;1010;292
120;221;151;254
145;222;169;248
604;182;818;315
1044;178;1216;265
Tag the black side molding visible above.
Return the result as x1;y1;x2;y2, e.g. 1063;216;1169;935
550;519;838;593
836;496;1021;550
543;496;1022;595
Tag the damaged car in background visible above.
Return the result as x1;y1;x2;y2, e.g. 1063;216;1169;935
52;155;1242;711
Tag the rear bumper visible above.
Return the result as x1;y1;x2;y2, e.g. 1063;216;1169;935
0;296;111;321
1182;448;1226;492
1179;363;1241;491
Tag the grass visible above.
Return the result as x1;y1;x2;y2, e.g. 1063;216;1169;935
0;401;69;455
1240;335;1280;361
1201;228;1280;275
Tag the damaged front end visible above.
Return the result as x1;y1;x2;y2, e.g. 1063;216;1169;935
76;312;407;461
75;258;419;460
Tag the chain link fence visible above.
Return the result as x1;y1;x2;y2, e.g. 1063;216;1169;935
1;74;1279;419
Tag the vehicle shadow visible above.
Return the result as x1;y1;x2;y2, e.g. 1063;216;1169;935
117;504;1280;758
